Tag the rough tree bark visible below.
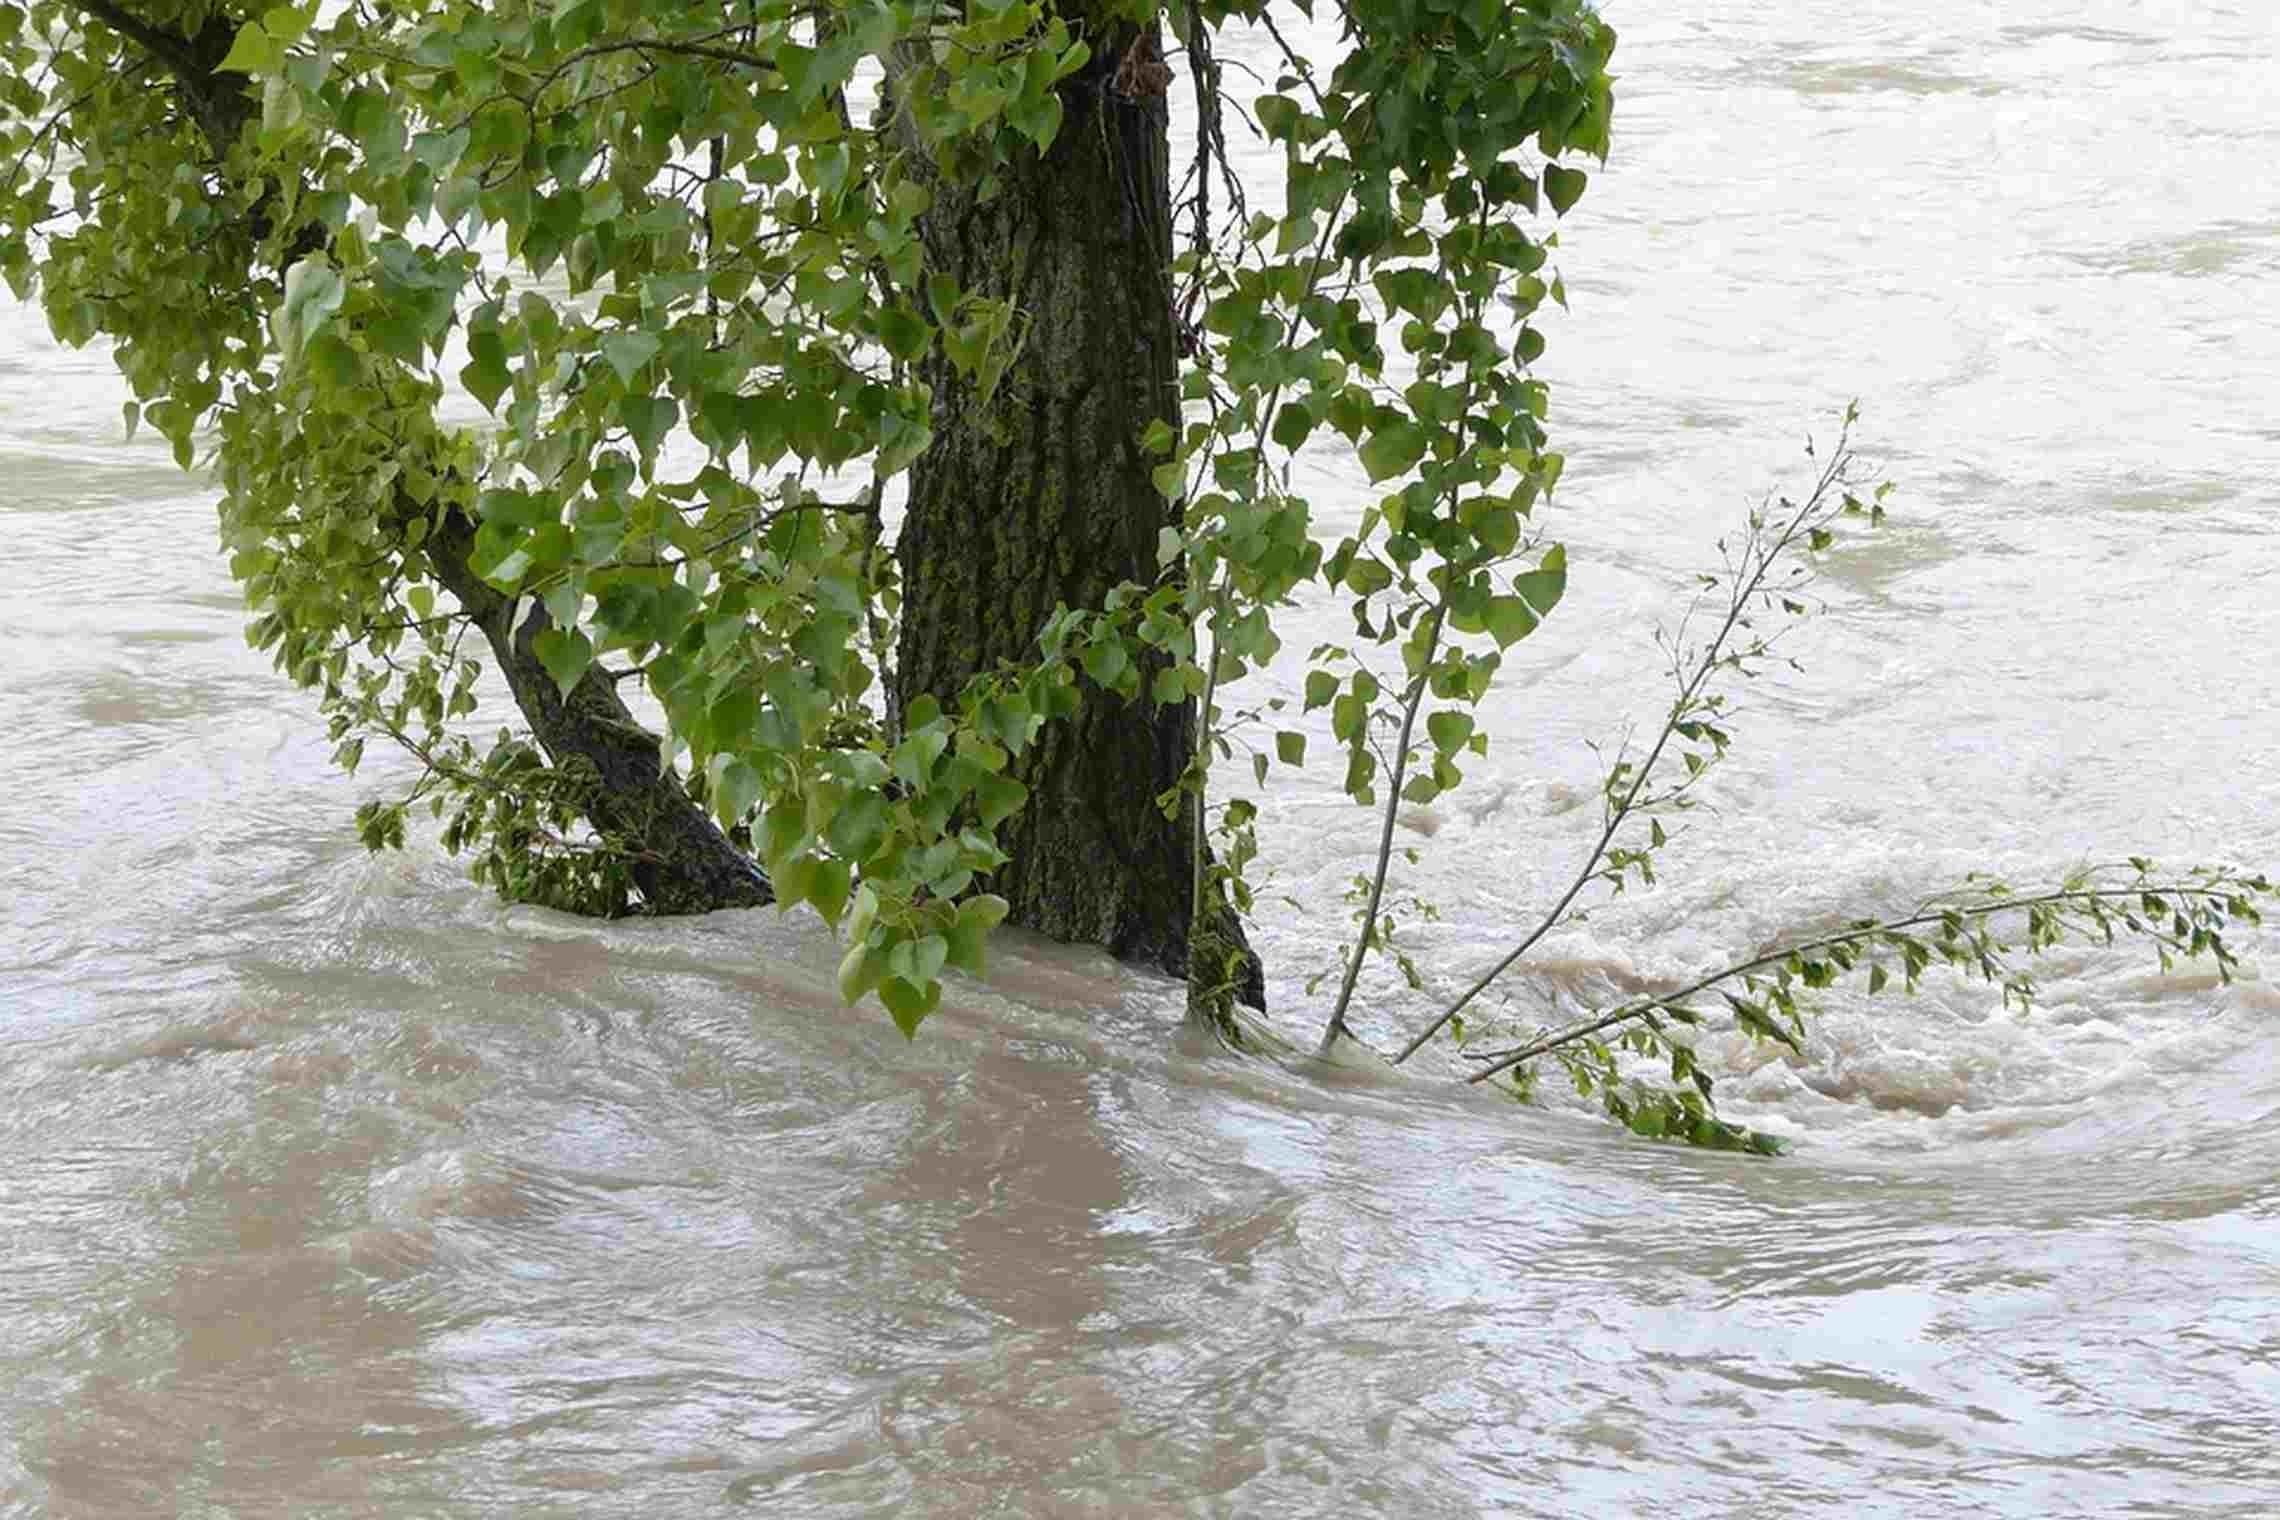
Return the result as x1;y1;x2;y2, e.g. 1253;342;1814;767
891;19;1267;1013
422;510;772;915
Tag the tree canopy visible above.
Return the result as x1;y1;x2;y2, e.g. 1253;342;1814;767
0;0;1613;1015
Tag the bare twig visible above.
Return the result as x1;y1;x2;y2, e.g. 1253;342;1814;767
1394;430;1860;1064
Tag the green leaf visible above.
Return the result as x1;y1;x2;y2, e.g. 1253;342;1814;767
1255;94;1300;141
825;789;890;862
945;894;1008;975
845;883;880;946
714;760;762;826
1474;505;1521;555
460;330;510;413
891;725;949;792
277;257;343;357
808;858;853;927
1303;669;1338;711
1345;556;1393;595
1484;596;1539;648
1008;89;1063;150
878;974;943;1038
1082;637;1129;689
875;305;930;362
411;127;470;175
531;626;591;697
1545;164;1589;216
1359;421;1428;483
893;932;949;989
972;771;1028;827
1272;402;1316;451
1510;544;1568;618
774;853;819;911
600;331;662;385
1275;730;1306;767
308;334;361;389
838;941;888;1005
1426;711;1473;753
216;23;279;75
619;395;676;467
958;893;1010;936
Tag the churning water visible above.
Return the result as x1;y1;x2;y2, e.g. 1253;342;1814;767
4;2;2277;1513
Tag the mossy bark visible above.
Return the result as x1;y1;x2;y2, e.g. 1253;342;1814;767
425;508;772;916
892;22;1264;1009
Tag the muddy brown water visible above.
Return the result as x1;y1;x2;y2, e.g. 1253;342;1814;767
5;3;2278;1514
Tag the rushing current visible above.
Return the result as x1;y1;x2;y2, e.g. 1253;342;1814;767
4;3;2277;1514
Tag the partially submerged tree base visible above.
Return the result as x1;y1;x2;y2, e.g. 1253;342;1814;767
422;506;772;916
889;14;1263;1007
1186;901;1269;1044
9;6;2262;1151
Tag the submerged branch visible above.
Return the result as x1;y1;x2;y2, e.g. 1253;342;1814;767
1460;873;2271;1086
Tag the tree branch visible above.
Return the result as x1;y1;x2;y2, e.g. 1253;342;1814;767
67;2;250;151
71;0;205;80
1393;435;1858;1065
1460;878;2264;1085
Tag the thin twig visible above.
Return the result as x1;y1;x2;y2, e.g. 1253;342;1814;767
1393;437;1856;1064
1321;605;1444;1053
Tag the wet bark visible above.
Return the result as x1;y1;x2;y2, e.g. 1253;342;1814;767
891;21;1264;1012
424;509;772;915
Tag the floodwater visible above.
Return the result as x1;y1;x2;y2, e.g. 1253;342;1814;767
4;2;2278;1514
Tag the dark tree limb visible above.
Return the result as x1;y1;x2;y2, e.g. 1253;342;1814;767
68;2;252;150
423;507;772;915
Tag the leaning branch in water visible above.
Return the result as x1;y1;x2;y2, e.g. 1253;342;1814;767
1394;425;1865;1065
1459;867;2273;1086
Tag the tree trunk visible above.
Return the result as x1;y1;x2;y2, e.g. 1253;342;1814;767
424;508;772;916
892;21;1265;1012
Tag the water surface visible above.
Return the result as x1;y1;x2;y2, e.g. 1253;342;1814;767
4;2;2278;1514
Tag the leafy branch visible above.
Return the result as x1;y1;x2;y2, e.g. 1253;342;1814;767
1458;865;2272;1111
1320;601;1445;1052
1394;413;1880;1064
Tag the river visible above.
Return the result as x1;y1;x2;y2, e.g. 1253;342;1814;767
4;2;2277;1514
